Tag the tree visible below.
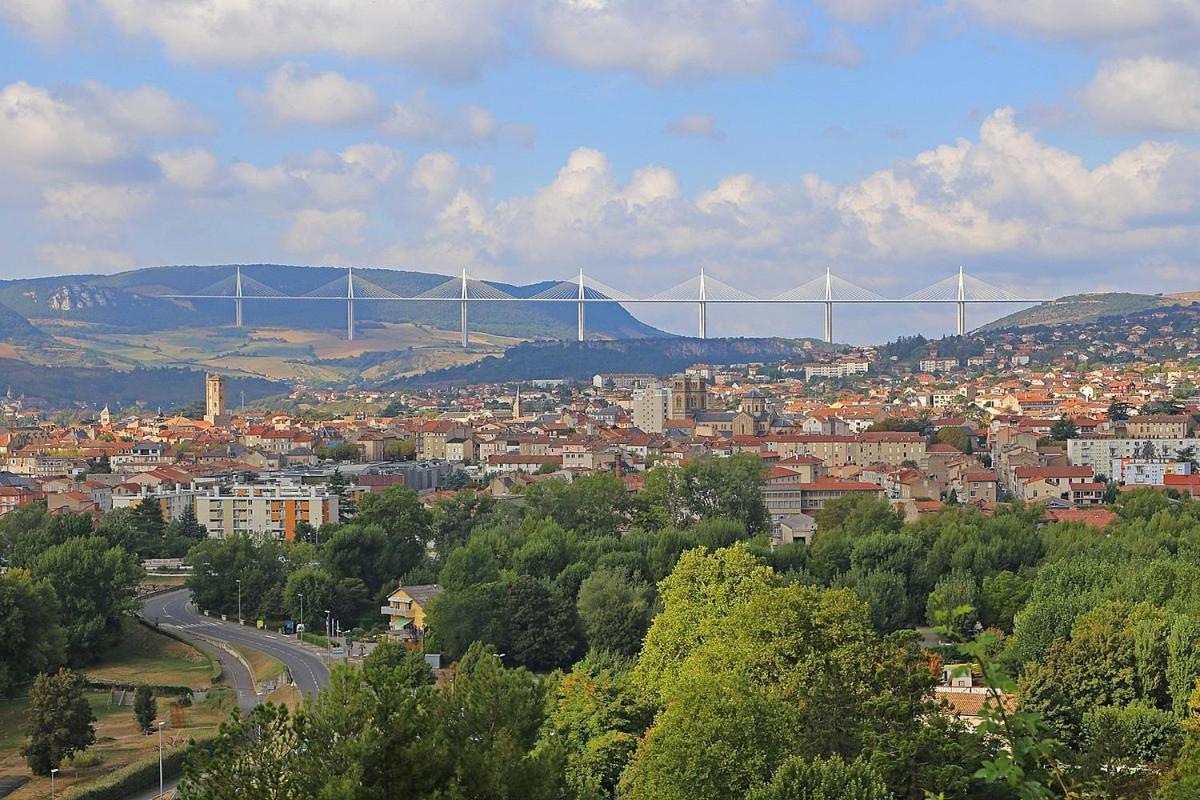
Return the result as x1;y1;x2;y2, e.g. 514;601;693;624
925;571;979;638
440;538;501;590
324;524;420;599
1108;400;1134;421
936;426;971;453
134;684;158;734
524;474;631;539
747;755;891;800
1048;418;1078;442
384;439;417;461
130;497;167;551
31;536;143;663
319;442;361;462
637;455;769;534
542;656;651;800
283;567;333;630
361;642;434;688
980;570;1031;632
0;569;65;696
504;575;583;671
576;568;652;657
166;503;207;545
328;469;354;522
21;669;96;775
186;535;294;620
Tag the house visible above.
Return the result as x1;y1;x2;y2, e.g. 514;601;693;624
382;584;444;641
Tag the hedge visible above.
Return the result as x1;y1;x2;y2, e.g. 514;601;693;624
84;678;194;698
59;737;210;800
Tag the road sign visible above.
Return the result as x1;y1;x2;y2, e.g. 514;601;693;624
331;646;345;657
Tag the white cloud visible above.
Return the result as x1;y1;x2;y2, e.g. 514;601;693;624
532;0;808;79
153;147;222;190
246;63;379;126
410;153;465;196
232;143;405;209
1081;57;1200;132
962;0;1200;55
664;113;725;140
40;183;152;231
0;80;209;178
0;0;70;40
382;91;530;146
95;0;508;80
35;242;137;272
284;208;367;253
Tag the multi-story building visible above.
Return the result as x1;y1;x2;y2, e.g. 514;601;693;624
1125;415;1195;440
1068;436;1200;473
919;358;960;373
1110;459;1192;485
195;484;339;541
632;387;672;433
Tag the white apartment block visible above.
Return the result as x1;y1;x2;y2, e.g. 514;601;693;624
195;484;339;542
632;387;672;433
1068;437;1200;473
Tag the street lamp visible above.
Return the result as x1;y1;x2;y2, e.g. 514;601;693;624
298;593;304;634
236;579;242;625
158;720;166;798
50;768;59;799
325;609;331;639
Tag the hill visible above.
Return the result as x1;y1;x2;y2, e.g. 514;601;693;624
979;292;1171;331
0;299;46;344
0;265;664;340
390;337;839;387
0;359;287;409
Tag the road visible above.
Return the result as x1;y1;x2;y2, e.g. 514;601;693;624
140;590;332;699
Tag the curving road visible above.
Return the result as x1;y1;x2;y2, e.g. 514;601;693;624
141;590;332;698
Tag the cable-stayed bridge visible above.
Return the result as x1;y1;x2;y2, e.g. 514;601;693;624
150;266;1049;346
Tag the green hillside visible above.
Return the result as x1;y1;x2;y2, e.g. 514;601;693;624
392;336;839;387
0;299;46;343
979;293;1163;331
0;265;665;340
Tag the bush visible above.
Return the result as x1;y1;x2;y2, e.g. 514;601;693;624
61;738;211;800
67;751;103;768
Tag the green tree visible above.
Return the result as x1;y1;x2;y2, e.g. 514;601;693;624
1048;418;1078;442
747;755;891;800
21;669;96;775
576;568;652;657
936;426;971;452
284;567;334;630
925;570;979;638
979;570;1031;632
541;656;651;800
504;575;583;671
0;569;65;696
361;642;435;688
328;469;355;522
31;536;143;663
1108;400;1134;421
133;684;157;734
440;538;501;590
523;474;630;539
637;455;769;534
165;503;207;549
130;497;167;551
186;534;294;619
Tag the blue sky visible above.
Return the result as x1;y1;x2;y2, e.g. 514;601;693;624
2;1;1199;340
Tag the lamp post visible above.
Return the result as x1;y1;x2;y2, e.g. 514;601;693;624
325;609;331;640
158;720;166;798
236;578;242;625
50;768;59;799
298;593;304;634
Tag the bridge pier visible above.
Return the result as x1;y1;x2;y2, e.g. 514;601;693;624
956;301;965;337
346;267;355;341
823;301;833;343
234;266;244;328
698;301;707;339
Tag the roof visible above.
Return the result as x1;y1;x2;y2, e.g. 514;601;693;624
389;584;443;606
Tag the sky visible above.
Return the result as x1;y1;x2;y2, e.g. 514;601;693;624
2;1;1200;341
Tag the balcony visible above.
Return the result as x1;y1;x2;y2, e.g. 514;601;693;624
380;606;412;619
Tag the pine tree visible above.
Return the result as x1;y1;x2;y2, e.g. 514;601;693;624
132;497;167;546
328;469;355;523
134;685;157;734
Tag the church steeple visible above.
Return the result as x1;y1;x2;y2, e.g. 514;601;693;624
512;384;522;419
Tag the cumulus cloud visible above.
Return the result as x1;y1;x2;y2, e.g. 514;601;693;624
664;113;725;140
1081;57;1200;132
232;143;404;209
0;79;209;178
245;63;379;127
153;147;222;191
531;0;808;79
284;208;367;253
94;0;509;80
409;109;1199;297
816;0;911;24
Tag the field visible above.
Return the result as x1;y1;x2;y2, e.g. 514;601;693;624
227;642;287;687
0;627;232;799
83;620;218;691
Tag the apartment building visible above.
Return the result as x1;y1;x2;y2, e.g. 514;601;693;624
631;387;672;434
195;484;339;541
1125;415;1196;440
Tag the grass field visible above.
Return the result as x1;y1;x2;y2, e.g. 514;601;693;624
0;688;227;799
227;642;287;687
84;620;218;691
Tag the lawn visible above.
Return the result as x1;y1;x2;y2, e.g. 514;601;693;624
84;619;218;691
227;642;287;687
0;689;227;799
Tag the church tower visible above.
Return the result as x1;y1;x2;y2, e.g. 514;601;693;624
205;374;229;425
512;384;522;419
